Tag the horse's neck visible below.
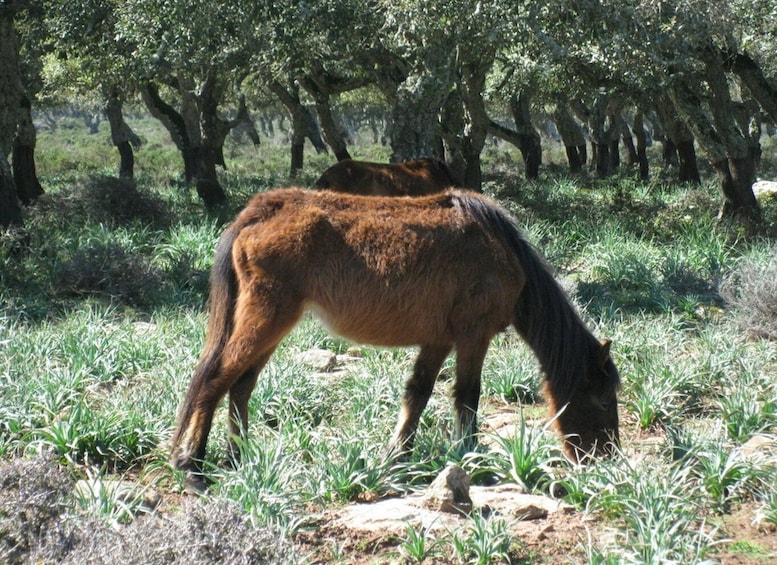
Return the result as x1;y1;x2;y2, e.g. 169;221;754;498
514;295;591;398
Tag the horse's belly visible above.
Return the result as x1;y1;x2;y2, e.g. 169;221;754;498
307;299;452;346
306;276;515;347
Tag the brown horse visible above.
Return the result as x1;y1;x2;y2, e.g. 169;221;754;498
170;188;620;489
312;157;461;196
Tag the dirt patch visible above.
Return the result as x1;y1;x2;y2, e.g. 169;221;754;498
712;503;777;564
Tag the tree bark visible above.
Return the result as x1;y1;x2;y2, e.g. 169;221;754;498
1;3;23;229
105;91;142;180
509;91;542;180
0;150;21;229
389;46;455;162
270;80;328;177
632;110;649;181
439;86;467;183
654;96;700;183
669;63;760;224
13;94;43;204
552;102;587;173
728;51;777;126
457;57;494;191
299;67;370;163
571;97;620;178
141;82;197;182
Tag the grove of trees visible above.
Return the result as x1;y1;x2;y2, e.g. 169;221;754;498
3;0;777;227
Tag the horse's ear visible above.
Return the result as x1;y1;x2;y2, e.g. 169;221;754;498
598;339;612;367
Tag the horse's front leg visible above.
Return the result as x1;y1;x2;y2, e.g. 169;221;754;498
388;344;452;457
452;336;490;451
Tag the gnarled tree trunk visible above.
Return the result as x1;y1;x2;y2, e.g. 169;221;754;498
13;94;43;204
105;91;142;180
1;4;23;229
299;67;370;163
632;110;649;181
141;82;197;183
457;56;494;191
439;86;466;184
552;101;587;173
670;61;760;225
269;80;328;178
653;96;700;183
509;91;542;180
389;46;454;162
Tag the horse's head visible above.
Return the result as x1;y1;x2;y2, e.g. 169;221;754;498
550;338;620;463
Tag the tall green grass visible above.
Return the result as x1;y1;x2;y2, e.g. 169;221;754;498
2;119;776;562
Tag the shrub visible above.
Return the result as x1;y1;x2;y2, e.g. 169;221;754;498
719;250;777;340
30;176;172;230
54;243;170;308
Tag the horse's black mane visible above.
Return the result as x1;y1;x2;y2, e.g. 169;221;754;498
452;193;617;401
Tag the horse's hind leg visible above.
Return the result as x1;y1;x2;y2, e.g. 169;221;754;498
226;350;275;466
172;288;303;488
388;344;451;456
452;336;490;450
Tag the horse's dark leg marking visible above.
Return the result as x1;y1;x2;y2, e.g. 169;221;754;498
452;336;491;448
389;344;452;454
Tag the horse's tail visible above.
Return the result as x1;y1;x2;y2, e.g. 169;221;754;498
200;227;240;372
171;226;239;446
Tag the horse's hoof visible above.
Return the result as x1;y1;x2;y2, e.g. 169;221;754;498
183;473;210;494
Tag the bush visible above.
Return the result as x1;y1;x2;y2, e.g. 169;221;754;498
54;243;170;308
30;176;172;230
0;457;297;564
720;250;777;339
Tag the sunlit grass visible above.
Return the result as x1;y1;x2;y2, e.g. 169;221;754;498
2;122;777;562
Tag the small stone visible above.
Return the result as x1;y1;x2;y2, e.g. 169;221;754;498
419;464;473;515
298;349;338;372
740;434;774;457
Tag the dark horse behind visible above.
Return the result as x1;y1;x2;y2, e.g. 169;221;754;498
170;188;620;490
312;157;461;196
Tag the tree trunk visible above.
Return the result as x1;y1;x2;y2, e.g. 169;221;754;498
193;73;236;208
439;86;467;184
314;93;349;161
270;80;306;177
1;5;23;229
13;94;43;204
269;80;327;178
0;150;21;229
654;96;700;182
571;97;620;178
141;82;197;182
729;51;777;125
389;47;454;162
508;91;542;180
552;102;587;173
669;61;760;223
457;56;494;191
632;110;649;181
676;140;700;183
299;70;367;162
105;91;141;180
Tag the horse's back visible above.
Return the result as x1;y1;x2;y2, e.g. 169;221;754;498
231;188;522;346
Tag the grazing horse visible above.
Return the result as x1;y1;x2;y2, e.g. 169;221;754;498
170;188;620;489
312;157;461;196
